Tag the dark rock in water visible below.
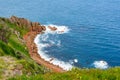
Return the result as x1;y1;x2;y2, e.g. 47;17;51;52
41;25;46;31
48;26;57;31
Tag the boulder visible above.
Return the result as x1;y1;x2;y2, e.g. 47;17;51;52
41;26;46;31
48;26;57;31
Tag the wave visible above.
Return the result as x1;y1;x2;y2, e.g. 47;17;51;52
93;60;109;69
34;24;73;71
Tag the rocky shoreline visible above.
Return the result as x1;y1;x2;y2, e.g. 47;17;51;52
9;16;65;72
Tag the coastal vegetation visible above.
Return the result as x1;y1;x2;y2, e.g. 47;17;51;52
0;16;120;80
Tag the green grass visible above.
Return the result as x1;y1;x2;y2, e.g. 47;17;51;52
0;40;16;56
42;67;120;80
0;34;46;79
17;59;47;75
8;67;120;80
6;21;28;37
8;74;44;80
0;58;6;78
8;34;29;56
0;17;47;79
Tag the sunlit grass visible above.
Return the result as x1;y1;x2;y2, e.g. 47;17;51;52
8;67;120;80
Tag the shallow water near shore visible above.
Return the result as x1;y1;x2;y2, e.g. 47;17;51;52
0;0;120;69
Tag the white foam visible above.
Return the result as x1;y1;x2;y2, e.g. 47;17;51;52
41;34;49;41
93;60;109;69
69;60;74;65
57;40;61;46
74;59;78;63
34;24;73;71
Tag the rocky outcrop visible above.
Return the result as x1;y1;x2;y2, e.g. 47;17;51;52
9;16;60;33
9;16;46;32
48;26;57;31
9;16;31;28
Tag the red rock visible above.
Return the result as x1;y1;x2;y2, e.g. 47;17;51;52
41;26;46;31
9;16;46;32
48;26;57;31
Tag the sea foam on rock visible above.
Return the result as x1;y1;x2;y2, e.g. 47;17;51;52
44;24;70;34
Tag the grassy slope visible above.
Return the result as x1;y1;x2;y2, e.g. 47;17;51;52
0;17;120;80
8;67;120;80
0;18;47;79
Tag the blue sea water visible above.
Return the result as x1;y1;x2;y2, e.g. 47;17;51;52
0;0;120;69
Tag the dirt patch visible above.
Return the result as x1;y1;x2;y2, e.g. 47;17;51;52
0;56;23;80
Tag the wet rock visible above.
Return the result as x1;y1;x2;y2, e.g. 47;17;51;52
48;26;57;31
41;26;46;31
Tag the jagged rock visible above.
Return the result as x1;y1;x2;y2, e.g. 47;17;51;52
48;26;57;31
31;22;40;27
10;16;31;29
37;25;44;32
9;16;16;23
9;16;46;33
41;26;46;31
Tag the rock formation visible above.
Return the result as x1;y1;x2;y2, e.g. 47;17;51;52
9;16;46;33
48;26;57;31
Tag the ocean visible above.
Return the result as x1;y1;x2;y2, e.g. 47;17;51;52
0;0;120;70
